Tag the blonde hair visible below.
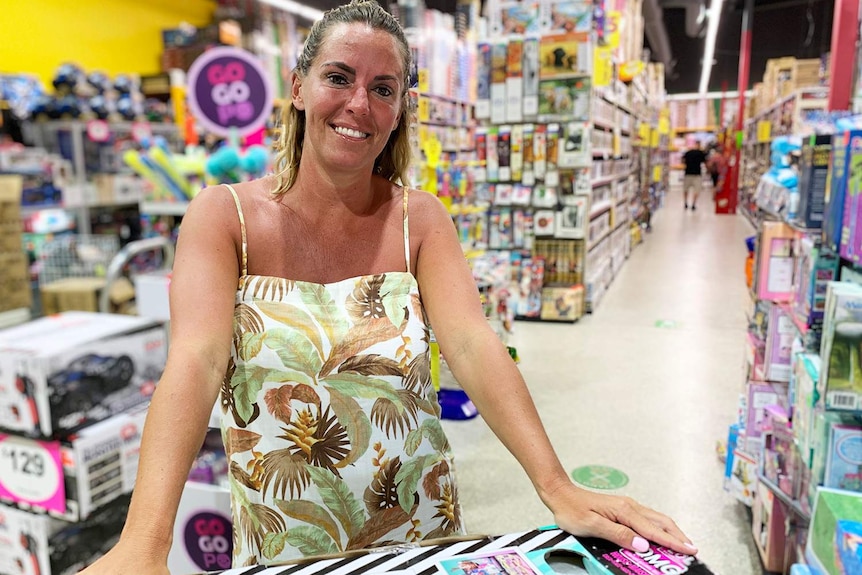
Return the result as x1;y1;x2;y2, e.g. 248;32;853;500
272;0;413;195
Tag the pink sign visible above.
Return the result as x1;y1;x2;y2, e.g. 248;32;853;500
0;434;65;514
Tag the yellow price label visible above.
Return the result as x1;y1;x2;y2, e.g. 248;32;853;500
418;69;430;93
638;123;651;143
593;45;613;87
417;97;431;123
424;136;442;169
652;165;662;182
650;129;660;148
757;120;772;143
658;116;670;135
613;133;621;156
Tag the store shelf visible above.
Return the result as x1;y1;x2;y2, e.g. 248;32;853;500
589;200;612;219
588;228;612;252
757;474;810;523
140;201;189;216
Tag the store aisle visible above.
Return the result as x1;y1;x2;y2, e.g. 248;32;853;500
441;204;760;574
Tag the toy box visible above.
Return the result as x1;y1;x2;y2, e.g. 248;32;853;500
540;285;584;322
822;423;862;491
728;447;758;506
792;353;821;468
819;282;862;411
746;381;789;445
806;487;862;575
753;479;791;573
0;493;130;575
792;236;839;328
765;304;796;382
756;221;797;302
823;130;861;254
0;404;147;522
841;132;862;263
0;312;166;438
795;134;832;229
808;411;862;507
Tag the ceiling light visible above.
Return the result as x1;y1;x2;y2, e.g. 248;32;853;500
258;0;324;22
699;0;724;94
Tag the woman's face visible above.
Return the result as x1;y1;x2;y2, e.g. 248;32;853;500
292;22;404;175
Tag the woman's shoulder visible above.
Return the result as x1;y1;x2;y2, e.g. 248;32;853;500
187;177;275;219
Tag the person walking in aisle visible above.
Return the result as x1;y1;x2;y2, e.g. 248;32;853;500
79;2;696;572
682;142;708;210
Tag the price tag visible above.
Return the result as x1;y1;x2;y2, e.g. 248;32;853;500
0;434;65;513
418;69;429;93
86;119;110;143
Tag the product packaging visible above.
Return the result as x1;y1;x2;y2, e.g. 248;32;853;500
0;312;166;438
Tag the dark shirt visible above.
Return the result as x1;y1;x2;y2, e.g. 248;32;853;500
683;149;707;175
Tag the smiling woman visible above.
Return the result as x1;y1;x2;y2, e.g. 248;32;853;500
78;1;697;573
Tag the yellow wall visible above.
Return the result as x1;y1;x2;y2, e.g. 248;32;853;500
1;0;216;89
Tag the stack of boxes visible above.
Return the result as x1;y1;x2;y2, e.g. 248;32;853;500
0;312;168;573
0;175;32;317
727;118;862;572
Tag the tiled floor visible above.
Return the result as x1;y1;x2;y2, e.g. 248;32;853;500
441;200;762;574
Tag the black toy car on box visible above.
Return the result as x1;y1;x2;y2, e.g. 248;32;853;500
48;353;135;433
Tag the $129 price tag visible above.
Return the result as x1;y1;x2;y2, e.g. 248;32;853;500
0;434;65;513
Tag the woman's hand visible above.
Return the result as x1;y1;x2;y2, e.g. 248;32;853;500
540;480;698;556
77;538;170;575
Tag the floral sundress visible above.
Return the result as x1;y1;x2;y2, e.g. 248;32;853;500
220;184;465;567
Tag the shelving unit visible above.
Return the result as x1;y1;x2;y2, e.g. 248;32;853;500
739;87;829;222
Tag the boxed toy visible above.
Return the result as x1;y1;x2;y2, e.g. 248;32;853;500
0;493;130;575
0;312;166;438
792;353;821;468
808;411;862;507
765;304;796;382
805;487;862;575
792;235;839;328
728;447;758;506
753;479;790;573
823;130;861;254
167;480;233;574
540;285;584;322
746;381;789;447
819;282;862;411
795;134;832;229
0;404;146;522
841;132;862;263
822;423;862;491
756;221;797;302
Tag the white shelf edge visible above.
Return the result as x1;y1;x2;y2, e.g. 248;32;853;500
140;201;190;216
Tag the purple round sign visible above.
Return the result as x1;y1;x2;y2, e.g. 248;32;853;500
187;46;273;138
183;511;233;570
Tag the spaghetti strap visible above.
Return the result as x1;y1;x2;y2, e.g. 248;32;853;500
224;183;248;278
402;188;411;274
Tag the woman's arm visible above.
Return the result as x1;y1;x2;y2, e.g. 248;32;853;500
79;187;241;573
412;192;696;555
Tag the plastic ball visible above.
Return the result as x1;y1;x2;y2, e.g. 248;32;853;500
114;74;134;94
239;145;269;175
89;95;110;119
53;64;83;93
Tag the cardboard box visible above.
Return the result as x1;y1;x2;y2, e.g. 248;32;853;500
540;285;584;322
806;487;862;575
764;304;796;382
756;222;797;302
819;282;862;411
824;131;862;253
752;480;790;572
134;271;172;321
792;353;821;468
796;135;832;229
0;312;166;438
0;494;131;575
40;278;105;315
167;481;233;573
822;423;862;490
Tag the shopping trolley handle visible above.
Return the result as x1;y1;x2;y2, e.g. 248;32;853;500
99;237;175;314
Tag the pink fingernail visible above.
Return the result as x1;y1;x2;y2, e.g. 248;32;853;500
684;542;698;552
632;537;650;552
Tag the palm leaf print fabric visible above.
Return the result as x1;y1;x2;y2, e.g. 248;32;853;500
222;272;465;566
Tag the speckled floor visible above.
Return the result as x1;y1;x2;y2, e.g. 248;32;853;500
441;203;762;575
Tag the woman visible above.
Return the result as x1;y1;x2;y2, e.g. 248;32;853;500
81;2;695;571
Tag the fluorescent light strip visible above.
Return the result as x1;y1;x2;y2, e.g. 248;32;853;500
667;90;754;100
258;0;325;22
698;0;724;94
